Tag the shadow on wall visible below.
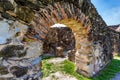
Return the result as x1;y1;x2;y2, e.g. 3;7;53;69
43;23;76;62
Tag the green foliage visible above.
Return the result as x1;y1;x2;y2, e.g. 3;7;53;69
92;59;120;80
61;60;89;80
42;57;120;80
61;60;74;74
42;59;89;80
42;60;62;77
42;60;53;77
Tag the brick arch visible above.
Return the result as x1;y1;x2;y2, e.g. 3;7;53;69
31;2;92;54
0;0;114;78
31;2;91;39
31;2;94;76
29;2;113;77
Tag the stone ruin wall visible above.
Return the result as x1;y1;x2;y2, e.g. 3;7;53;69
0;0;120;79
107;25;120;56
112;32;120;56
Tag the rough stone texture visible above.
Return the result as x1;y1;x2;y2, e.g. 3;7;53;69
43;25;75;61
108;25;120;56
0;0;118;78
33;1;113;77
30;1;113;77
0;44;42;80
0;20;43;79
0;45;27;58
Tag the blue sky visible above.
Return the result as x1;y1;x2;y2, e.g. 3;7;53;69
91;0;120;25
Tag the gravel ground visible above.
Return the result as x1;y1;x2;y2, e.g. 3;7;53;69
43;72;77;80
48;57;67;64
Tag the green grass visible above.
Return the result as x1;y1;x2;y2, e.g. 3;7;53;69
42;57;120;80
92;59;120;80
42;60;63;77
61;60;89;80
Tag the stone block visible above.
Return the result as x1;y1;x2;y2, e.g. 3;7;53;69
43;24;76;58
0;20;43;79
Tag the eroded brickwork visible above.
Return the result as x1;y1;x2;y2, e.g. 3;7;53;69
0;0;118;78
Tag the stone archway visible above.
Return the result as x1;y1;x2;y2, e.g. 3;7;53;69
31;2;112;77
36;1;94;75
0;0;114;78
43;23;76;62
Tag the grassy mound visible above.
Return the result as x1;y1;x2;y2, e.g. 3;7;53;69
42;57;120;80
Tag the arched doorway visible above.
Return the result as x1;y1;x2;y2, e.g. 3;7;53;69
31;2;112;77
43;23;76;62
31;2;94;76
0;0;113;79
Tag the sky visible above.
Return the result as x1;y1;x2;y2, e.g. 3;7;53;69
91;0;120;25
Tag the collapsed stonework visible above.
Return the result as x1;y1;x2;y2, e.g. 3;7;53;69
0;0;118;78
108;25;120;56
43;24;76;62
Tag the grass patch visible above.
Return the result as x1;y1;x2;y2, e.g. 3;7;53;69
42;59;63;77
61;60;89;80
92;58;120;80
42;57;120;80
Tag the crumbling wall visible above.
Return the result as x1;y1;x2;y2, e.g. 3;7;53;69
0;20;42;80
0;0;116;78
107;25;120;56
43;25;76;61
30;1;113;77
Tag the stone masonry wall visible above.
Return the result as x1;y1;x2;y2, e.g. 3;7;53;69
0;20;42;80
0;0;119;78
108;25;120;56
